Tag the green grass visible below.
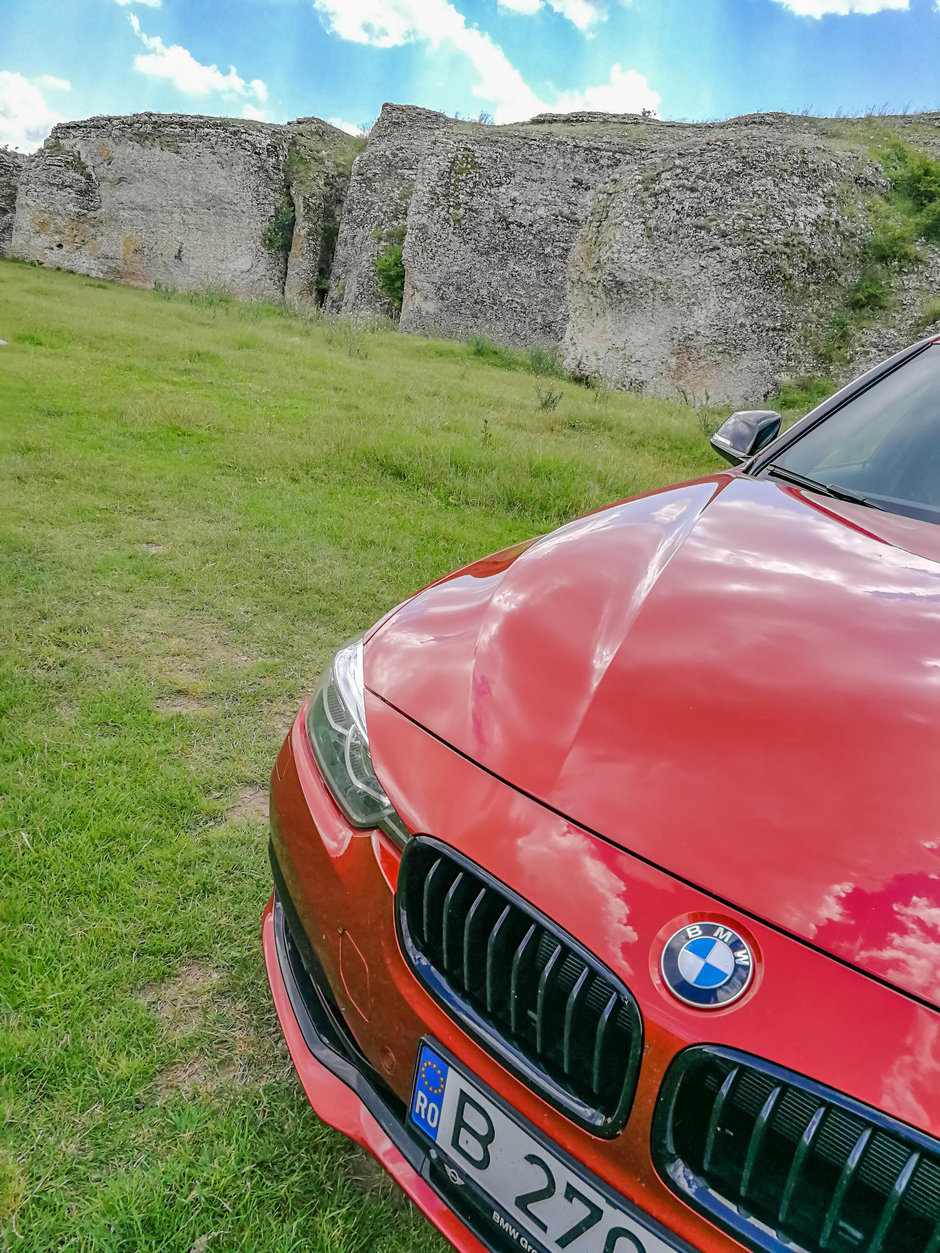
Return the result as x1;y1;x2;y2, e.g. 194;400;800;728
768;375;838;420
0;261;721;1252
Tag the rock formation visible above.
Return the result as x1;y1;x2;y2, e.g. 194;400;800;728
399;114;643;345
8;103;940;404
0;147;25;256
561;122;886;402
8;113;359;301
326;104;452;320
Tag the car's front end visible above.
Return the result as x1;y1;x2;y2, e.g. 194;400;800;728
264;467;940;1252
263;337;940;1253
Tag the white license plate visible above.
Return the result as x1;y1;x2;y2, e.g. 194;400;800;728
409;1041;682;1253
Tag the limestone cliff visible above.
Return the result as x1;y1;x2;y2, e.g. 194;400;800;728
10;104;940;405
560;115;940;401
400;114;643;345
0;147;25;256
562;121;885;403
9;113;356;300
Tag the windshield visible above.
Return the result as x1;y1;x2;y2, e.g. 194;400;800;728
766;344;940;524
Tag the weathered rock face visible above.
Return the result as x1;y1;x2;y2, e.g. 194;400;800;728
562;125;886;404
0;147;25;256
10;103;940;404
400;116;645;345
10;113;355;300
327;104;452;319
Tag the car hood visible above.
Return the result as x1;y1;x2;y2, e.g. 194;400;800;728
365;474;940;1008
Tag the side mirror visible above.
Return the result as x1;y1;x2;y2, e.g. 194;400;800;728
710;410;782;466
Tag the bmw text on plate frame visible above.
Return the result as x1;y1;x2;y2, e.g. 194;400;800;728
262;337;940;1253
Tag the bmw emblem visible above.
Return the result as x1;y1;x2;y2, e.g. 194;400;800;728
661;922;754;1008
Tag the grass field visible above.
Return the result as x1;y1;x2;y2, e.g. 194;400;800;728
0;260;723;1253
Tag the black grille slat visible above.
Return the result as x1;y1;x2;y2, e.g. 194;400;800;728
780;1105;828;1229
562;967;590;1074
869;1152;921;1253
704;1066;740;1176
422;856;445;951
397;838;643;1136
484;904;512;1014
591;991;619;1096
462;888;487;994
441;872;466;976
820;1126;873;1249
741;1084;783;1202
510;924;537;1036
535;942;563;1055
653;1046;940;1253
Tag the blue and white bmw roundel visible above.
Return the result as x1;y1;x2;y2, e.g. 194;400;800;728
661;922;754;1008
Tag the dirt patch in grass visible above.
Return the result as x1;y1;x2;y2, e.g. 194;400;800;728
137;541;165;554
264;702;298;739
156;692;205;716
154;1057;218;1098
141;962;221;1036
144;963;290;1099
227;786;268;823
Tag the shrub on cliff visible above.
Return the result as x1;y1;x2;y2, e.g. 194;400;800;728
374;225;406;313
261;194;295;253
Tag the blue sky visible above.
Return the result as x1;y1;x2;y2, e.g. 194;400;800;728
2;0;939;152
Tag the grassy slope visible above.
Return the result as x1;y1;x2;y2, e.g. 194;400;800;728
0;261;721;1253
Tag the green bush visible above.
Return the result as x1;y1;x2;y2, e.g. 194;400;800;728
823;139;940;360
881;141;940;240
374;224;406;312
527;345;565;377
534;379;564;411
467;334;524;370
915;297;940;333
819;313;852;367
261;194;295;253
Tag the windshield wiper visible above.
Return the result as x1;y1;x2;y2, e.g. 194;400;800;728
768;465;883;510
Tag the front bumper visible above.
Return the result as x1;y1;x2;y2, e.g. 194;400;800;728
262;884;493;1253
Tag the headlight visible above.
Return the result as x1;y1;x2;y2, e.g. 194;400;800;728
305;638;410;847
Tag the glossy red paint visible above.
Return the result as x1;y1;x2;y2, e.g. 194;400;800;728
365;472;940;1008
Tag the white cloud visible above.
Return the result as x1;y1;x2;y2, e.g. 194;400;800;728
0;71;68;152
770;0;907;14
552;63;660;114
312;0;658;122
116;0;162;6
128;14;269;105
498;0;610;29
241;103;267;121
329;116;365;135
33;75;71;92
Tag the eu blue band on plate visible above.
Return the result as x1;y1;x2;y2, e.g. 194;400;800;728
411;1043;449;1142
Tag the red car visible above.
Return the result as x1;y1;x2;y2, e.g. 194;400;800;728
263;339;940;1253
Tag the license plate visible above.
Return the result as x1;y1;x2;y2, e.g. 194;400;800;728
409;1041;682;1253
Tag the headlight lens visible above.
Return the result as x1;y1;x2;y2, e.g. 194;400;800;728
305;639;410;847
